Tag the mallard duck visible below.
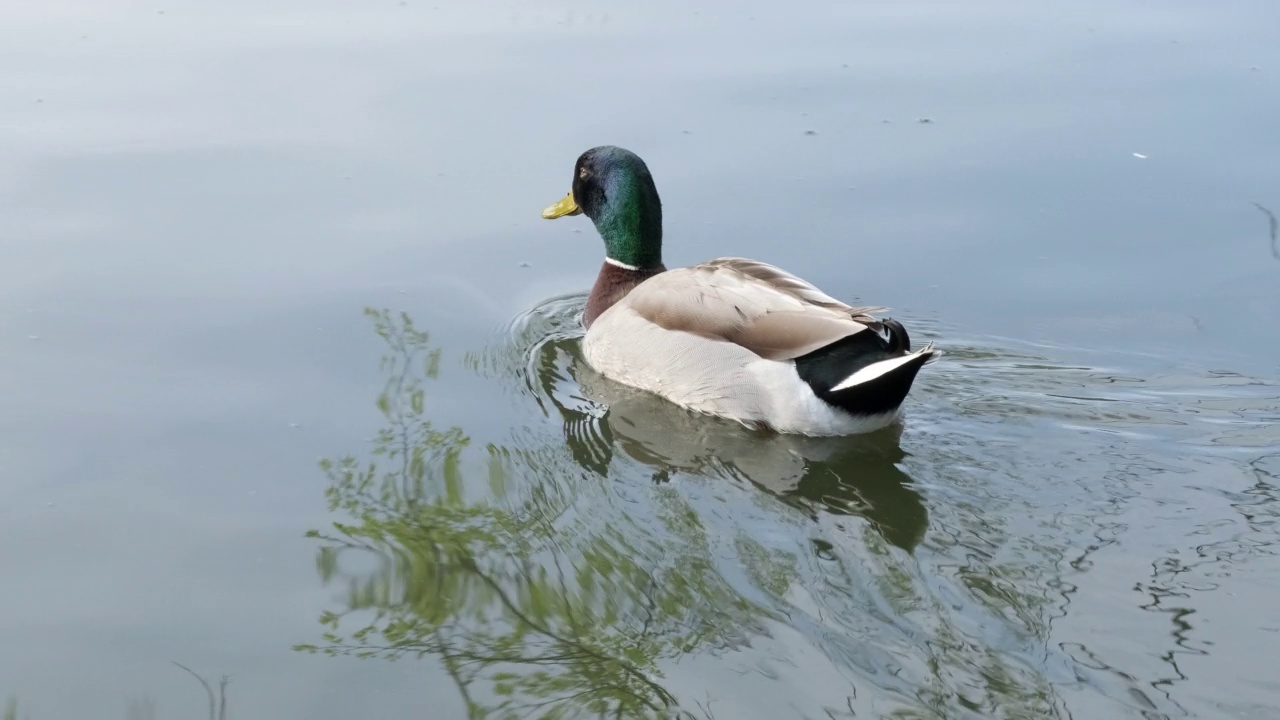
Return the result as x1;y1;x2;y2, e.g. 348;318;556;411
541;146;938;436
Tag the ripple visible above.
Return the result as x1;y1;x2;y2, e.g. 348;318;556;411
429;304;1280;718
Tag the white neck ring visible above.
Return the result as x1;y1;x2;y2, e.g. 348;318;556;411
604;256;641;272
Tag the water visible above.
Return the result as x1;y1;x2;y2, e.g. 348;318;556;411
2;1;1278;718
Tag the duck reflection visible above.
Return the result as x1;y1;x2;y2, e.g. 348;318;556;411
534;333;929;551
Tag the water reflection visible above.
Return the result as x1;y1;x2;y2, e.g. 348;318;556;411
298;308;788;718
535;330;929;551
299;303;1280;719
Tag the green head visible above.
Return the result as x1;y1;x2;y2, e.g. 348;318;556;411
542;146;663;270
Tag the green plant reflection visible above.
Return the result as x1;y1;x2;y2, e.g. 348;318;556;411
297;307;929;718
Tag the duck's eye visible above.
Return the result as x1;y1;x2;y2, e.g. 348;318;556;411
579;166;591;180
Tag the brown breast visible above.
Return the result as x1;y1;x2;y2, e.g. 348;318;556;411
583;261;666;328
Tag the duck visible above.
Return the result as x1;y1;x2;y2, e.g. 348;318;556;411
541;145;938;436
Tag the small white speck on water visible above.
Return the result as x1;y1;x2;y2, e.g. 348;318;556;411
27;335;39;340
288;422;300;428
46;502;55;508
1133;152;1148;159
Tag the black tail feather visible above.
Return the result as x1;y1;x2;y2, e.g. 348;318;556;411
823;350;931;416
794;318;931;417
882;317;911;353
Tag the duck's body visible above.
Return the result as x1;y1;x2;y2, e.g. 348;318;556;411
543;146;937;436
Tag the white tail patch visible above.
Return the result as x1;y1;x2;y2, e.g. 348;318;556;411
830;346;934;392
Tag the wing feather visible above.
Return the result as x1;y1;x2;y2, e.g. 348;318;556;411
624;256;886;361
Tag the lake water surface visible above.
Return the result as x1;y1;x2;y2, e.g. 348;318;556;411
3;1;1278;718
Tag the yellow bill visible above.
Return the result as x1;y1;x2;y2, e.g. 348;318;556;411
542;192;581;219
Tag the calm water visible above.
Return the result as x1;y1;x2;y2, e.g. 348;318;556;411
3;1;1278;718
